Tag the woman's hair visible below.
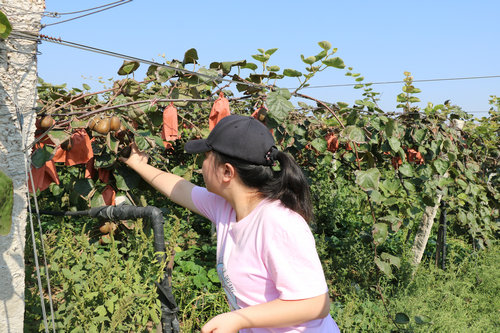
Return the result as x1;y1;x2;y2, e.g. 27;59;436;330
212;150;313;222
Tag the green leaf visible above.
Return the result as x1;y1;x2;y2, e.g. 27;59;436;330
74;179;94;197
251;54;270;63
156;67;177;82
372;223;388;245
117;61;140;75
381;178;400;194
265;48;278;55
197;67;219;82
315;50;328;61
301;55;316;65
0;11;12;39
275;88;292;100
82;83;91;90
399;163;413;177
374;256;392;276
318;41;332;50
48;130;71;146
0;170;13;235
115;166;141;191
385;118;395;137
322;57;345;69
134;136;151;151
355;168;381;191
395;313;410;324
183;48;199;64
266;65;280;72
283;69;302;77
241;62;258;70
94;152;115;169
381;252;401;268
266;92;294;123
388;137;400;152
343;126;365;143
94;305;107;317
415;315;432;325
91;192;105;207
369;190;384;204
310;138;327;153
433;159;450;175
31;145;55;168
207;268;220;283
106;133;119;154
70;119;88;129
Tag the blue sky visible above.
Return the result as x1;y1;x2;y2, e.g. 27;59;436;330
36;0;500;117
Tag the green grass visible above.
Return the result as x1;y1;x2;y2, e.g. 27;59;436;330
331;244;500;332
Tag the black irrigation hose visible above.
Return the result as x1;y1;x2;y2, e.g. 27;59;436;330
38;205;179;333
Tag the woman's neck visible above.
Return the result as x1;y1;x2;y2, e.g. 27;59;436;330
222;185;263;222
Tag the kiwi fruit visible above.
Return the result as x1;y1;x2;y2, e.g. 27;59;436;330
94;118;111;135
99;222;117;234
87;117;98;130
110;116;121;132
60;137;73;151
40;115;55;130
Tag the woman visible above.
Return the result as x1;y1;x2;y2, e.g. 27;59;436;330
122;115;340;332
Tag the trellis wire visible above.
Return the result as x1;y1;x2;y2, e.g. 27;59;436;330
41;1;133;28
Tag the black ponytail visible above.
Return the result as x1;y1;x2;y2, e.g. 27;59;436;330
212;150;313;222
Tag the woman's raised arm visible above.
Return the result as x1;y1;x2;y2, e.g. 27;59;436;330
120;144;200;214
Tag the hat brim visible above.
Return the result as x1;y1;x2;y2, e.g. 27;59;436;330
184;139;211;154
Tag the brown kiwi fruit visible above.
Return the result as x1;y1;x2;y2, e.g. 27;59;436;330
40;115;55;130
99;222;117;234
60;137;73;151
110;116;121;132
94;118;111;135
87;117;98;130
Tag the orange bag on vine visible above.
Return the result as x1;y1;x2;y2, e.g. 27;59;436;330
161;103;179;148
209;92;230;130
53;129;94;165
101;185;116;206
28;144;60;193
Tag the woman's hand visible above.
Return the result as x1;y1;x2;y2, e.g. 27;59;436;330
119;143;149;169
201;312;247;333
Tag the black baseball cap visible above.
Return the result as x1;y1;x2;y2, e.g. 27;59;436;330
184;115;277;166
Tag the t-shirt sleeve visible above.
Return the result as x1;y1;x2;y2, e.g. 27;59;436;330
191;186;227;224
263;213;328;300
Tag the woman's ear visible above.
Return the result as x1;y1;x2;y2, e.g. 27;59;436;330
221;163;236;183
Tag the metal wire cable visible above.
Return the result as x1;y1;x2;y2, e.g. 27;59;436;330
47;0;131;16
9;30;270;91
23;106;57;333
7;30;497;118
1;1;131;18
11;30;500;101
42;1;133;28
292;75;500;89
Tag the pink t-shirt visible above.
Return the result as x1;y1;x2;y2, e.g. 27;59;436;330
192;186;340;333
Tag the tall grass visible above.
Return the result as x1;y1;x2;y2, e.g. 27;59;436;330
331;244;500;332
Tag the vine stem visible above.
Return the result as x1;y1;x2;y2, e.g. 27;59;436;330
55;96;252;127
294;92;345;129
44;79;154;114
376;280;402;332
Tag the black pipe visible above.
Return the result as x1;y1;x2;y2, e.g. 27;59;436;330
38;206;179;333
